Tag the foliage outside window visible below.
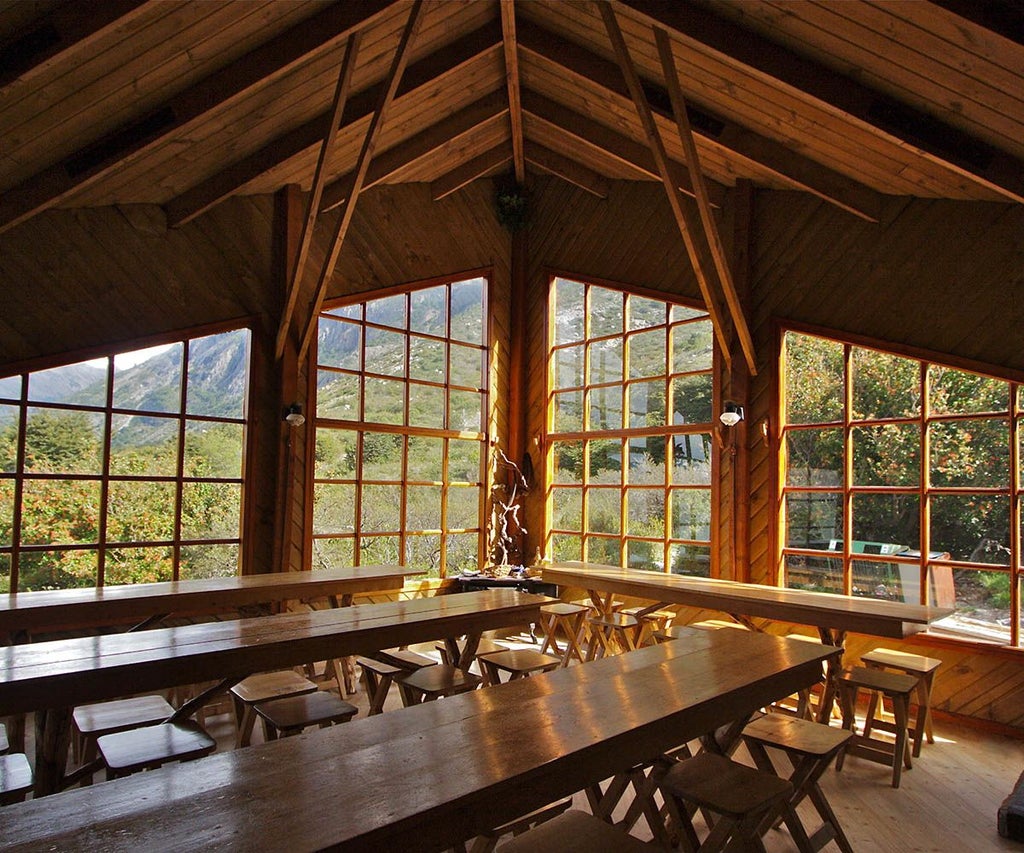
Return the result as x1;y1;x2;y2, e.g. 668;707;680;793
0;329;251;591
781;328;1022;646
312;276;489;578
545;276;715;575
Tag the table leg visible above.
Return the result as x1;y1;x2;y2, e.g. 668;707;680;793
33;706;73;797
815;628;845;724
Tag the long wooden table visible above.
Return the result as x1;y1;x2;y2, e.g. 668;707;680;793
0;589;548;796
0;629;837;852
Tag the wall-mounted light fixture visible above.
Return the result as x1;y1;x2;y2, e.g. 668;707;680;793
284;403;305;427
719;401;744;428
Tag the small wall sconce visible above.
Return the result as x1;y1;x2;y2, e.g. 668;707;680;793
719;401;744;428
284;403;305;427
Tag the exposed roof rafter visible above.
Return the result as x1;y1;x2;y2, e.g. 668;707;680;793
500;0;526;185
524;140;611;198
431;146;513;201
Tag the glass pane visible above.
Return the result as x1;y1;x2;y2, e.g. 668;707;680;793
670;543;710;577
28;360;106;407
408;383;445;428
0;375;21;400
409;436;444;482
109;414;178;476
785;552;842;594
671;304;707;323
360;432;403;481
853;423;920;486
552;390;583;432
186;330;249;419
628;329;666;379
785;333;843;424
360;535;401;565
672;374;712;425
786;427;842;487
360;484;401;533
365;328;406;378
0;554;10;592
851;558;910;601
21;479;100;545
366;293;406;329
589;286;623;337
627;488;664;536
552;533;581;563
17;549;97;590
852;493;919;551
445;532;480;574
105;547;174;585
672;435;712;484
406;533;441;577
927;568;1012;643
184;422;243;479
449;343;482;389
0;478;12;546
448;439;480;483
181;482;241;540
25;408;103;474
406;485;441;531
671;489;711;541
588;439;621;483
628;436;665;482
313;483;355;534
317;371;360;420
587;536;620;566
449;389;482;432
930;494;1009;562
315;428;357;479
785;492;842;550
318;317;361;370
106;481;175;542
324;303;360;320
312;537;353;571
626;538;662;570
628;380;666;428
0;404;17;472
447;485;480;530
113;343;183;413
930;419;1008;487
628;295;666;330
587;487;621;535
588;386;622;430
552;487;582;530
553;277;585;345
851;348;919;420
363;377;404;425
409;337;445;383
553;441;583;485
929;365;1009;415
590;338;623;385
410;286;447;337
451;278;484;344
553;345;584;390
672;320;713;374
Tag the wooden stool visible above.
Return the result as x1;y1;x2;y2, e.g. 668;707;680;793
538;602;589;665
396;664;482;705
653;625;703;642
72;694;175;784
742;714;854;853
619;606;676;646
861;647;942;757
0;753;33;805
370;648;439;671
464;797;573;852
358;651;437;714
230;670;318;747
96;720;216;780
476;648;560;684
585;612;639;660
659;752;794;852
835;666;918;788
496;809;652;852
254;691;358;740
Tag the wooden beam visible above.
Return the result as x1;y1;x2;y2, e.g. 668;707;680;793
0;0;151;90
320;90;509;212
926;0;1024;48
598;3;733;368
656;28;756;376
297;1;425;365
0;0;396;236
500;0;526;185
523;140;610;198
620;0;1024;205
275;33;362;361
430;146;513;201
518;17;881;222
165;18;503;228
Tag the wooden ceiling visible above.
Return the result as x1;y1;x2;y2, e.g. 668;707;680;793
1;0;1022;236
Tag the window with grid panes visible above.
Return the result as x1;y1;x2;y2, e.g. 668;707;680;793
312;276;489;577
546;275;716;575
781;327;1023;646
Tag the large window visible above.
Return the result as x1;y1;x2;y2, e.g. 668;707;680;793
312;276;489;577
545;276;716;575
0;328;251;591
781;328;1022;646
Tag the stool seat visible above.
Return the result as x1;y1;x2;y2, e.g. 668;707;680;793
97;720;216;780
357;657;404;715
467;797;573;852
861;647;942;757
653;625;703;642
586;612;639;660
230;670;318;747
619;606;676;646
372;648;439;670
397;664;482;705
497;809;652;852
538;602;589;665
254;691;358;740
0;753;33;805
477;648;561;683
73;695;175;738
